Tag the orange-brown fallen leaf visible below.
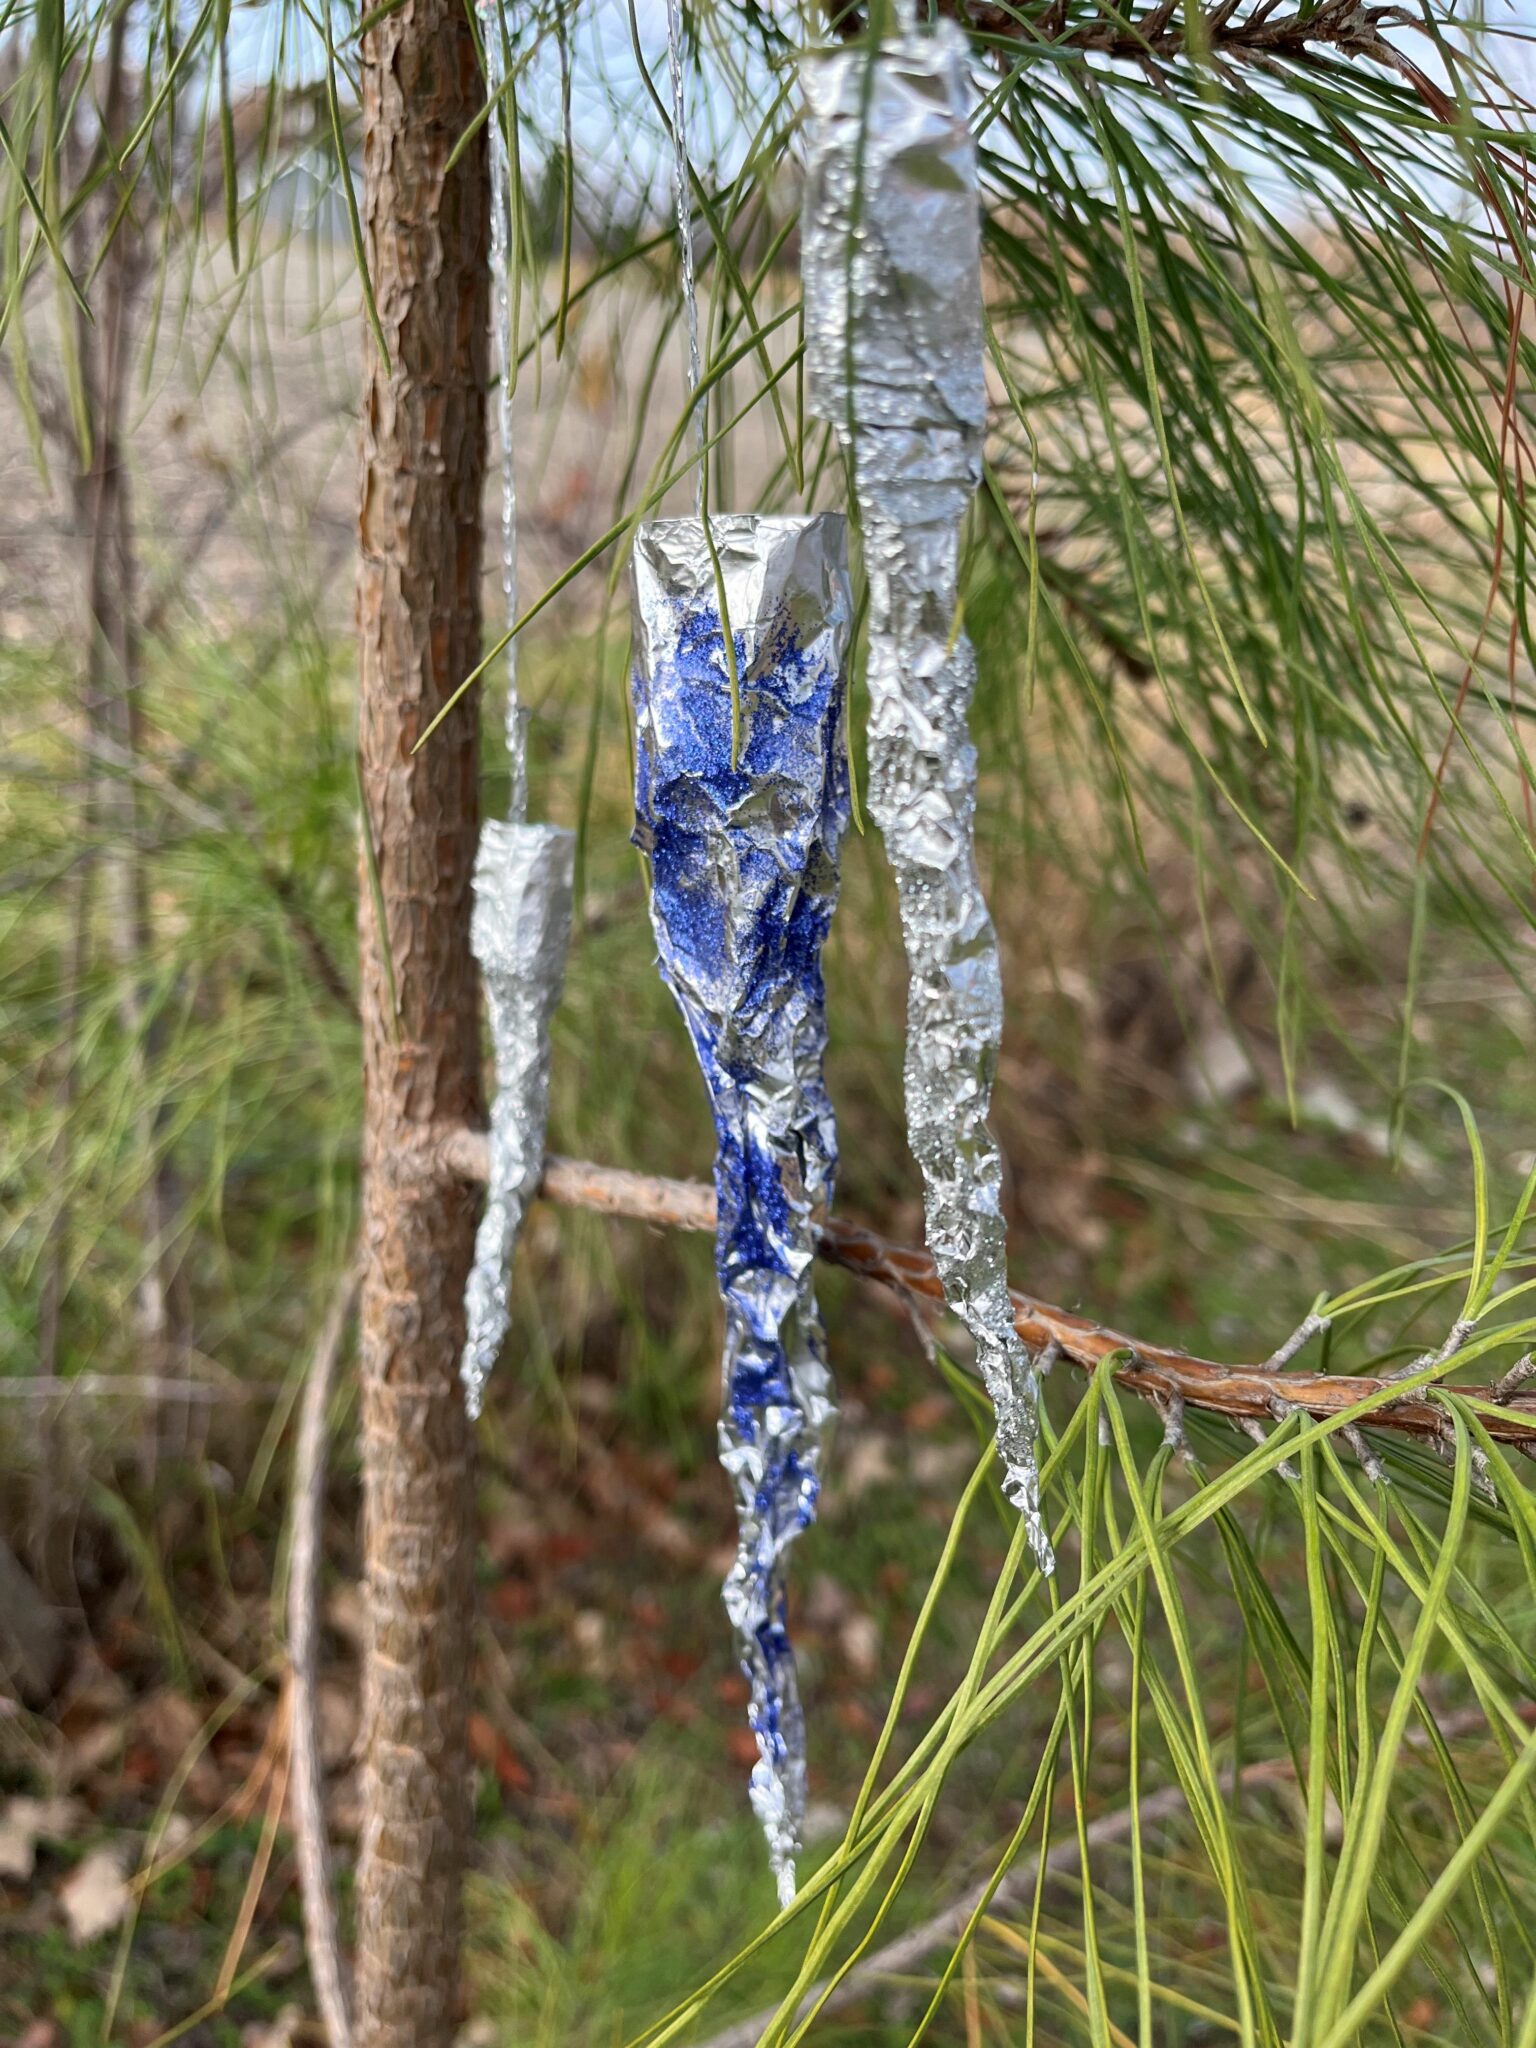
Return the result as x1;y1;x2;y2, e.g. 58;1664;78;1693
466;1712;531;1794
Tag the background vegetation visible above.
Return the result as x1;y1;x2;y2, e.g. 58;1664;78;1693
6;0;1536;2040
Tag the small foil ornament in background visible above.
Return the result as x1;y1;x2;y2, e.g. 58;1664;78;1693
460;820;573;1417
631;514;851;1906
460;3;576;1420
802;24;1053;1573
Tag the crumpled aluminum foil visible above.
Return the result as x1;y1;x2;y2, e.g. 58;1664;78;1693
631;514;851;1906
803;26;1053;1573
461;821;575;1419
459;3;576;1421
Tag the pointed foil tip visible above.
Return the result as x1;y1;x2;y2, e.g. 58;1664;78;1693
802;28;1052;1576
460;820;575;1420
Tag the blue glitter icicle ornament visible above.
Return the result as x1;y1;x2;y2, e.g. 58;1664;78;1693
631;514;851;1906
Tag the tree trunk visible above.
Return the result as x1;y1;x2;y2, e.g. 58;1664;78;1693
353;7;488;2046
68;21;190;1464
77;219;175;1354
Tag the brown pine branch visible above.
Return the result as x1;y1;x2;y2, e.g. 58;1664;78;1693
434;1130;1536;1452
827;0;1414;71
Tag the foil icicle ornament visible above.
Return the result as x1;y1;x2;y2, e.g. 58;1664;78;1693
802;23;1053;1572
460;820;572;1419
459;5;575;1420
631;515;851;1907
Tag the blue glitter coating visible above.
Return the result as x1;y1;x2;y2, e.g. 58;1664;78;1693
631;515;850;1906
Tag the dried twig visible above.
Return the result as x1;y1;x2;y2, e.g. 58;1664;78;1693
437;1135;1536;1452
1340;1422;1386;1484
215;1691;292;2005
1262;1309;1330;1372
287;1259;360;2048
1384;1316;1476;1384
1494;1354;1536;1404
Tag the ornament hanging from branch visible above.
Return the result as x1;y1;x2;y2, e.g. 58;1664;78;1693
633;0;852;1908
631;514;852;1908
460;5;576;1421
802;21;1054;1573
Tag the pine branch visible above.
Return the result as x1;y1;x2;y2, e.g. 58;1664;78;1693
692;1704;1524;2048
433;1132;1536;1452
827;0;1414;72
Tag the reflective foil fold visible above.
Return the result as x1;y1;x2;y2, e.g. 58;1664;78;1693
631;515;851;1905
803;27;1053;1572
461;821;575;1419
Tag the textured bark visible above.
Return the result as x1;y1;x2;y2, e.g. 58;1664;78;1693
353;7;488;2045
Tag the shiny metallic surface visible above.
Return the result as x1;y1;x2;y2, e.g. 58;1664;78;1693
803;27;1052;1572
802;27;985;443
461;822;575;1421
631;514;851;1905
460;5;576;1420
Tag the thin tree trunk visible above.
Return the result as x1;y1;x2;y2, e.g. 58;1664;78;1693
68;23;190;1470
353;5;488;2043
78;217;174;1353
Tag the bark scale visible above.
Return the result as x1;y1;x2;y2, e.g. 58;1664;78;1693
353;8;488;2044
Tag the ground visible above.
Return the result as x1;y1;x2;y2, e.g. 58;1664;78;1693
4;239;1536;2045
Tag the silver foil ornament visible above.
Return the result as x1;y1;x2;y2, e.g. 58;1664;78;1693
803;25;1053;1572
460;3;576;1420
631;513;851;1906
461;821;574;1417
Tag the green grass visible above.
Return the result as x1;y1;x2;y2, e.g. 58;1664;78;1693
10;0;1536;2019
5;577;1536;2042
9;327;1536;2039
0;1819;306;2047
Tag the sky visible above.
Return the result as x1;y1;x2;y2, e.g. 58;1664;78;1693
223;0;1536;247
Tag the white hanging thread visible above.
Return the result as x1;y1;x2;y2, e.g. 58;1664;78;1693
459;2;577;1423
483;1;527;821
663;0;706;515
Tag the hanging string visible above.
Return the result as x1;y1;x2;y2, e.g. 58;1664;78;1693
483;1;527;823
460;2;578;1426
663;0;706;516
